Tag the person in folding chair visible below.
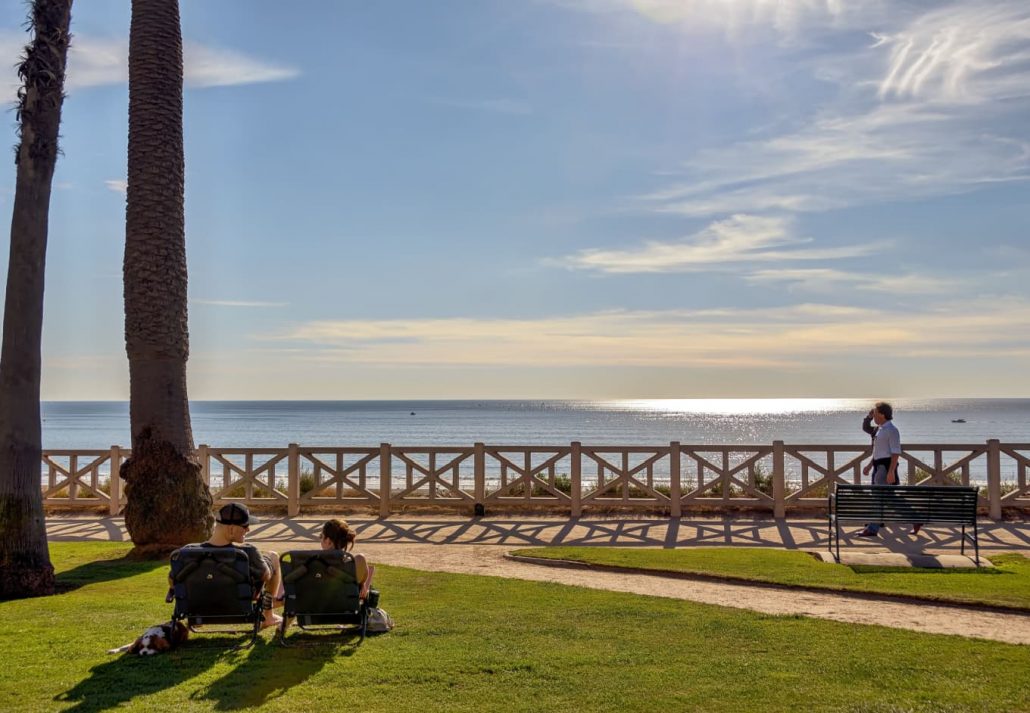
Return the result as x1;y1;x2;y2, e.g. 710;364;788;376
196;503;283;630
320;519;375;597
276;518;377;643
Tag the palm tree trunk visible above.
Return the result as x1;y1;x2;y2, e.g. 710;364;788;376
121;0;212;555
0;0;73;600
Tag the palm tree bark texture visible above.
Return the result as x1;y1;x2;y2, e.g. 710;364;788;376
122;0;212;554
0;0;73;600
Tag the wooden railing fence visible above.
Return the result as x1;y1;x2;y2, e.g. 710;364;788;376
42;440;1030;519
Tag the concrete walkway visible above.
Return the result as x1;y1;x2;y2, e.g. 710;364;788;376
47;514;1030;645
47;514;1030;552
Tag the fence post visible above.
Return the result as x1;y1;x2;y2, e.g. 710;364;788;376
986;439;1002;520
474;442;485;507
773;440;785;518
109;446;122;516
570;441;582;517
287;443;300;517
669;442;681;518
197;444;210;487
379;443;392;518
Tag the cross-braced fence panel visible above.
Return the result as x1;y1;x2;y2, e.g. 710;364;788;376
783;446;868;503
205;448;289;503
41;450;117;505
579;446;673;507
898;444;989;506
390;447;475;502
680;446;774;505
298;447;380;506
482;446;573;504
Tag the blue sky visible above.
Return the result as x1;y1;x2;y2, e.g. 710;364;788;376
1;0;1029;399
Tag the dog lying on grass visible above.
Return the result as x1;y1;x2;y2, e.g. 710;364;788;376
107;621;189;656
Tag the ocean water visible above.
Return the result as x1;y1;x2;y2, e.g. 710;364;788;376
42;398;1030;449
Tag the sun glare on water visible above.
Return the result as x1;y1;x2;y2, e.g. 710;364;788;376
611;399;865;416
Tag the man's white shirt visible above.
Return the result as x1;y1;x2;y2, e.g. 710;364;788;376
872;420;902;460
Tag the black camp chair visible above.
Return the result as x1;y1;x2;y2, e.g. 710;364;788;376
169;545;265;647
277;549;368;645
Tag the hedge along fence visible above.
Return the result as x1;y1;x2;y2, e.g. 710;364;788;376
41;441;1030;518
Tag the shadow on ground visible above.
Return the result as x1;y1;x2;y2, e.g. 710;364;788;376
53;638;228;712
53;632;356;712
190;633;360;710
55;555;167;593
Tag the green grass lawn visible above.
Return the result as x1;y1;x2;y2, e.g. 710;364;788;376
0;543;1026;712
509;547;1030;610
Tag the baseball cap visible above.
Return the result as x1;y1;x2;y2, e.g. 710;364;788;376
215;502;257;527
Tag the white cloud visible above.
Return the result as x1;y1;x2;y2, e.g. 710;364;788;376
104;179;127;195
66;35;127;90
0;31;25;100
268;297;1030;369
183;42;300;88
1;32;299;101
876;3;1030;103
554;214;876;273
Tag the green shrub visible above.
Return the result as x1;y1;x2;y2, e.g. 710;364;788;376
218;482;275;498
508;474;572;497
999;482;1022;496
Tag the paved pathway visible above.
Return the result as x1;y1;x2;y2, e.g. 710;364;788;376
47;515;1030;645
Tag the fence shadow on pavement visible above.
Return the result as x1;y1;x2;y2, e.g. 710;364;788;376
47;515;1030;554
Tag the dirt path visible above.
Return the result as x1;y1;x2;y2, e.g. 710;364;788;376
346;542;1030;646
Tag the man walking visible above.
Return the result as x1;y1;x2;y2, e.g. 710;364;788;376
858;402;903;538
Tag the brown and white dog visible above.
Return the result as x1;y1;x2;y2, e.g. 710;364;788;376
108;621;189;656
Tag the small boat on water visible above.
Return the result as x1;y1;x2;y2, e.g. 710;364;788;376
951;418;966;423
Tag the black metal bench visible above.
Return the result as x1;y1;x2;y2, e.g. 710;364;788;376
828;484;980;565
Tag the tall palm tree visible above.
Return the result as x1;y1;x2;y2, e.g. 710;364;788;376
121;0;212;554
0;0;73;600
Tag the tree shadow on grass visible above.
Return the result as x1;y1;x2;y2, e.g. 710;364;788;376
53;636;237;712
55;556;168;594
191;632;362;710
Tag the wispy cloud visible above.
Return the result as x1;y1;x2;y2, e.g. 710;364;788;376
192;299;288;308
104;179;127;195
641;102;1030;217
554;215;876;273
1;31;299;101
550;0;893;41
875;3;1030;103
745;268;956;294
618;2;1030;218
184;42;300;88
268;297;1030;369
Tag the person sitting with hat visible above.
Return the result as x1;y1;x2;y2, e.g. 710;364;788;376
198;502;282;629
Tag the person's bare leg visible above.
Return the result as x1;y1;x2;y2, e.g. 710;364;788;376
262;551;283;628
361;564;376;600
